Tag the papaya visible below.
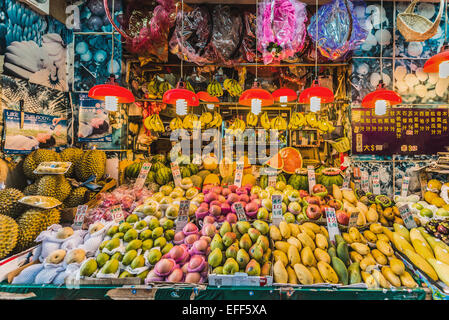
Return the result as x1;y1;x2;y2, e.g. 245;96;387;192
331;256;348;285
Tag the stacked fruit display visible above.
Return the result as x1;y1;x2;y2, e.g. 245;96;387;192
207;220;272;277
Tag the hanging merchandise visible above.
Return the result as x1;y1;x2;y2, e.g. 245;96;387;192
238;12;259;63
205;5;244;66
169;5;214;66
307;0;368;60
256;0;308;64
104;0;176;63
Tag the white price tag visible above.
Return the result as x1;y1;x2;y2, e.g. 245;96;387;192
268;175;277;187
348;210;359;228
176;200;190;233
401;176;410;198
234;202;247;221
111;205;125;223
361;170;369;193
134;163;152;189
399;205;417;229
234;161;244;187
325;207;340;244
170;161;182;187
372;172;381;194
73;205;88;230
271;195;283;226
342;169;351;189
260;167;277;176
307;166;316;194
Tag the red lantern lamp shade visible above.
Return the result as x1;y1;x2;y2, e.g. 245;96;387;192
298;80;334;112
272;88;297;106
88;76;135;112
197;91;219;110
163;81;199;116
361;82;401;116
423;45;449;78
239;82;274;115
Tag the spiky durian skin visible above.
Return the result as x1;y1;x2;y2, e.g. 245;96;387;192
23;149;61;180
36;175;71;202
76;150;106;182
0;214;19;259
60;148;84;178
64;187;89;208
15;208;60;252
0;188;25;218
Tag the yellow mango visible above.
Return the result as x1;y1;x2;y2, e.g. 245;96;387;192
288;245;301;266
315;233;328;250
389;258;405;276
381;266;401;287
297;232;316;250
314;248;331;264
293;263;314;285
273;260;288;284
371;249;387;265
317;261;339;284
301;246;317;267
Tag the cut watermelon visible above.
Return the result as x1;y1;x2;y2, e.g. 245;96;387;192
265;153;284;170
279;147;302;174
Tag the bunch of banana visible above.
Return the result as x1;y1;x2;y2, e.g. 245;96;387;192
207;111;222;128
305;113;319;128
169;117;183;131
270;115;287;131
226;118;246;135
147;77;159;99
185;80;195;93
143;114;165;133
317;119;336;133
158;81;172;99
182;114;199;130
260;112;271;130
199;112;213;129
223;79;243;97
207;79;223;97
246;112;258;127
288;112;305;130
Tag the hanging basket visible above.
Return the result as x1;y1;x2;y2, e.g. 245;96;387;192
397;0;444;42
328;137;351;153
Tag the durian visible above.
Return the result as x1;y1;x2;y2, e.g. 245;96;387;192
36;175;72;202
0;188;25;218
0;214;19;259
23;182;39;196
23;149;60;180
60;148;84;178
64;187;89;208
16;208;60;252
76;150;106;182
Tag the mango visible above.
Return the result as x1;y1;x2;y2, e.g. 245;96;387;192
317;261;339;284
369;223;383;234
302;222;321;234
161;243;173;255
335;234;345;246
225;243;239;259
331;256;348;285
287;266;298;284
107;226;119;237
146;248;162;265
314;248;331;264
363;230;377;243
371;249;387;265
253;220;269;235
328;247;337;258
350;242;370;255
220;221;232;237
139;229;153;240
336;241;350;266
297;233;315;250
208;248;223;268
349;227;362;243
118;222;132;234
301;246;317;267
381;266;401;287
236;249;250;269
308;266;324;283
288;224;300;237
148;218;160;230
348;262;361;284
100;259;119;274
319;226;329;238
211;234;225;251
239;234;252;251
273;260;288;284
213;266;224;274
80;259;97;277
223;232;237;248
288;245;301;265
400;271;418;288
112;232;124;239
390;258;405;276
142;239;154;251
105;238;120;251
274;241;290;253
360;255;376;271
111;252;123;261
376;240;394;256
287;237;302;250
249;244;264;261
248;228;261;243
96;252;110;268
236;221;251;234
364;274;378;289
245;259;261;276
223;258;239;275
315;233;328;251
126;239;142;251
126;214;139;223
350;251;363;263
165;230;175;241
122;250;138;266
124;229;138;242
273;250;288;267
372;269;391;289
131;255;145;269
119;271;132;278
377;234;390;243
261;262;272;276
342;233;353;244
293;263;314;285
279;221;291;239
256;235;269;252
269;225;282;241
394;223;410;242
299;225;315;240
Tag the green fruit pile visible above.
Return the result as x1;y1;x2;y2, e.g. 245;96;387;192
80;214;175;279
207;220;272;277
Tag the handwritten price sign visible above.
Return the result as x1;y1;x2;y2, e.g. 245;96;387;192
325;207;340;244
234;161;244;187
73;205;88;230
399;205;417;229
372;172;381;194
111;205;124;223
234;202;247;221
401;176;410;197
342;169;351;189
348;211;359;228
135;163;152;189
361;170;369;193
171;161;182;187
271;195;283;226
307;166;316;194
176;200;190;233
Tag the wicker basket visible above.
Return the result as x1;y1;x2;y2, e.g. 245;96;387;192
397;0;444;42
329;137;351;153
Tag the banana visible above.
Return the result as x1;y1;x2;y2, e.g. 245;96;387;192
261;112;271;130
207;80;223;97
170;117;183;130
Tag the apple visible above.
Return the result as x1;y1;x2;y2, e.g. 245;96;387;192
336;210;349;225
419;208;433;218
306;204;321;220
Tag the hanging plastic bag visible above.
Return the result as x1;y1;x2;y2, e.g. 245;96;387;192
237;12;258;63
169;5;214;65
307;0;368;60
204;5;243;65
256;0;308;64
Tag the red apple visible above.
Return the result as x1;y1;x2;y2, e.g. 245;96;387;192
336;210;349;225
306;204;321;220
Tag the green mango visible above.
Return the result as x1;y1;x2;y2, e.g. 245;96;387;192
162;219;174;230
208;248;223;268
348;262;362;284
223;258;239;275
100;259;119;274
107;226;119;237
336;241;350;266
139;229;152;240
249;244;263;261
105;238;120;251
151;227;164;239
239;234;252;251
99;240;108;251
148;218;160;230
142;239;154;251
124;229;138;242
126;214;139;224
119;271;132;278
247;228;261;243
232;224;242;240
146;248;162;265
161;243;174;255
328;247;337;258
137;270;149;280
212;266;224;274
256;235;269;252
164;230;175;241
112;232;124;239
252;220;269;235
236;221;251;235
134;220;147;230
154;237;167;248
80;259;97;277
131;255;145;269
96;252;110;268
222;232;236;248
332;256;349;285
126;239;142;251
210;234;224;251
236;249;250;269
122;250;138;266
334;234;345;246
245;259;261;276
225;243;239;259
220;221;232;237
111;252;123;261
118;222;132;234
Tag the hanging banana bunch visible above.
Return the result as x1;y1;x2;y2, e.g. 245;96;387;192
143;114;165;133
246;112;258;127
185;80;195;93
199;112;213;129
169;117;183;131
158;81;172;99
226;118;246;136
223;79;243;97
270;115;287;131
260;112;271;130
146;76;159;99
317;117;336;134
182;114;199;130
207;79;224;97
207;112;222;129
287;112;305;130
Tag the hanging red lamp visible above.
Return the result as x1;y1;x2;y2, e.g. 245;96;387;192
163;81;199;116
197;91;219;110
361;81;402;116
88;75;135;112
239;81;274;115
423;44;449;78
272;88;297;107
298;79;334;112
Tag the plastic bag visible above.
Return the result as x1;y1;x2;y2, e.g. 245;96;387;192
12;264;44;284
256;0;308;64
169;5;214;65
307;0;368;60
204;5;243;65
237;12;258;63
61;230;88;251
52;261;84;286
34;225;65;263
34;262;66;284
80;221;114;257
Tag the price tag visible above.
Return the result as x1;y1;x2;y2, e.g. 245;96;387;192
234;202;247;221
342;169;351;189
419;171;428;199
260;167;277;176
134;163;152;189
234;161;244;187
361;170;369;193
325;207;340;244
73;205;88;230
307;166;316;194
401;176;410;197
399;205;417;229
170;161;182;187
111;205;124;223
271;195;283;226
372;172;381;194
348;210;359;228
268;175;277;187
176;200;190;233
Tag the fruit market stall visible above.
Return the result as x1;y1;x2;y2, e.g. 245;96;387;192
1;0;449;302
